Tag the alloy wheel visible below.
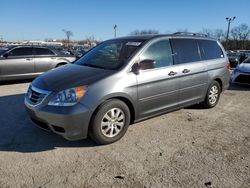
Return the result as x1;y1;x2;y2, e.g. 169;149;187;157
101;108;125;138
208;85;219;105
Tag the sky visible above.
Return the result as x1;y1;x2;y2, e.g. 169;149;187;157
1;0;250;41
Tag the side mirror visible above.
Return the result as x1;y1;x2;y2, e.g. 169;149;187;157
3;53;9;58
139;59;155;70
131;63;140;75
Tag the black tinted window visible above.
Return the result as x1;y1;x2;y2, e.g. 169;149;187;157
243;57;250;63
140;40;173;69
9;47;32;56
171;39;200;64
198;40;224;60
34;48;55;55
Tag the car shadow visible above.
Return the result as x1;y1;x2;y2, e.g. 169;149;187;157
185;104;204;110
0;93;97;153
228;83;250;91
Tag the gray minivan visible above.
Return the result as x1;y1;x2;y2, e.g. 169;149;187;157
24;33;230;144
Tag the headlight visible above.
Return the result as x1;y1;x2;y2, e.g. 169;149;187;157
48;86;87;106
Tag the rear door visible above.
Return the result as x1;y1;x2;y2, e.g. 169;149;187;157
136;39;180;118
171;38;207;106
0;47;34;77
33;47;57;73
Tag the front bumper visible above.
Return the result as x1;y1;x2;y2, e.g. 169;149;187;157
24;96;92;141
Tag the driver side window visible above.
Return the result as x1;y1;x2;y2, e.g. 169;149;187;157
140;40;173;69
8;47;33;57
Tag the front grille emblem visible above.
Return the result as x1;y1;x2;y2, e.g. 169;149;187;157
26;85;51;106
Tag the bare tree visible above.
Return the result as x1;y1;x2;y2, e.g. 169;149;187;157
62;29;73;50
130;29;159;36
214;29;226;42
231;24;250;48
231;26;240;40
239;24;250;40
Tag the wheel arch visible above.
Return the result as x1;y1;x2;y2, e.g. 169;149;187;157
90;95;136;127
55;62;68;67
214;78;223;92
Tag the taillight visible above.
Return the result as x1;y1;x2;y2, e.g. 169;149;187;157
227;63;231;70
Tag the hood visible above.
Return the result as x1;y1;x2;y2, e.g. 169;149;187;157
237;63;250;73
32;64;114;91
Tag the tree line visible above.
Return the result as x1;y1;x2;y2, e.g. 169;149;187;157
129;24;250;50
57;24;250;51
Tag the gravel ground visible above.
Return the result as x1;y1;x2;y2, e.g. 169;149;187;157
0;81;249;188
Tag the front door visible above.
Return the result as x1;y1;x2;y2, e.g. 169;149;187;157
0;47;34;78
136;39;180;118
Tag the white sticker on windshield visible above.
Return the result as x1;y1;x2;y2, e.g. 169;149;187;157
126;42;142;46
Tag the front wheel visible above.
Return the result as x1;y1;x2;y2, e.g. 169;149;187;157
89;99;130;145
203;80;221;108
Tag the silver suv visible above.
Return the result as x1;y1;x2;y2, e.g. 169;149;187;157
0;46;76;81
24;33;230;144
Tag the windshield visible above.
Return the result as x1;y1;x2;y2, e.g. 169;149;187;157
0;48;8;55
74;39;145;70
243;57;250;63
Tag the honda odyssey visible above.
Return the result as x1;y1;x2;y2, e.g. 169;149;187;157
24;33;230;144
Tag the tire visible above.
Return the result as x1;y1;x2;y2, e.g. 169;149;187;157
89;99;131;145
203;80;221;108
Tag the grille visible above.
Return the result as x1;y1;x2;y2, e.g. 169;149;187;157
235;74;250;84
27;86;50;106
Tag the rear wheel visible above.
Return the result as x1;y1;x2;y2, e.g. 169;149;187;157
203;80;221;108
89;99;130;145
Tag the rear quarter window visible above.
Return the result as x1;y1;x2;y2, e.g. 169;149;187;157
171;38;200;64
198;40;224;60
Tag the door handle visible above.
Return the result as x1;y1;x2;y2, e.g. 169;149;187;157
182;69;190;73
168;71;178;76
26;58;33;61
51;57;56;59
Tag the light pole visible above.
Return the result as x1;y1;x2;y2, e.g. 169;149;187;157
226;16;236;42
114;24;117;38
0;35;3;42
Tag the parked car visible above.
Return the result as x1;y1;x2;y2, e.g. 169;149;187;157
231;57;250;85
24;33;230;144
227;53;240;68
0;46;76;81
71;48;89;58
236;50;250;57
227;51;249;69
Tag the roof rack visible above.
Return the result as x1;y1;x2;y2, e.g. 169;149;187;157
173;32;208;37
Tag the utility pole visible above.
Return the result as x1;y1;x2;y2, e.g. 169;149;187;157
226;16;236;48
114;24;117;38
